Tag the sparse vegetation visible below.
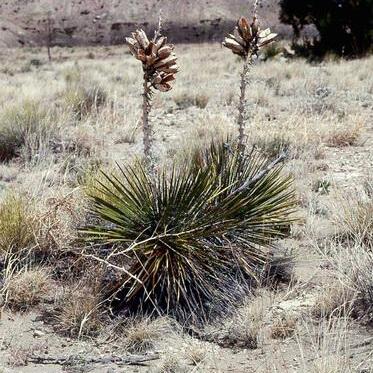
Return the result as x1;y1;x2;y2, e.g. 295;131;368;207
0;8;372;370
0;100;54;162
332;191;373;245
0;193;36;254
61;69;107;120
123;317;171;353
52;282;103;337
5;267;50;310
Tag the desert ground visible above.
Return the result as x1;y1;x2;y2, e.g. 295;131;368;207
0;42;372;372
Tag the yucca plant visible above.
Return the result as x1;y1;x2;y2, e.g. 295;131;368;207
82;141;296;322
223;2;277;149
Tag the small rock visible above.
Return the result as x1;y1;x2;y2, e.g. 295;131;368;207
33;330;45;338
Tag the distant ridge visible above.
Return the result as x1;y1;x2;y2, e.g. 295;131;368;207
0;0;292;47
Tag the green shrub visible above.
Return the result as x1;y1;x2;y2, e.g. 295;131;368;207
0;100;52;162
82;141;296;322
280;0;373;57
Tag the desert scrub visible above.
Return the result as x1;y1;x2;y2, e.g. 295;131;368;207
173;92;209;109
205;290;274;348
0;193;36;254
52;282;103;337
122;317;171;353
4;267;50;310
61;68;107;120
312;282;355;318
329;243;373;323
331;190;373;245
82;140;296;323
0;100;54;162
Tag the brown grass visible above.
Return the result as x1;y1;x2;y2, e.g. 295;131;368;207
5;268;50;310
52;283;103;337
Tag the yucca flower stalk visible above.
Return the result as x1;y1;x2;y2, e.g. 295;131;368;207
223;1;277;150
126;18;179;178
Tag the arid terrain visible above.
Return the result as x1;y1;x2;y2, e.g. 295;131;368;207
0;36;372;373
0;0;293;47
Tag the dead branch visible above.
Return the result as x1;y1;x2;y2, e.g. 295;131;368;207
28;352;160;366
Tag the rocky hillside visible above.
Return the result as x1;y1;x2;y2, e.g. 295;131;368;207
0;0;291;47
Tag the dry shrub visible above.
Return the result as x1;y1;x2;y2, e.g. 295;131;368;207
122;317;171;353
324;122;363;147
173;92;209;109
270;314;297;339
0;100;54;162
157;354;183;373
331;191;373;245
38;191;85;252
0;193;36;254
61;68;107;120
7;347;29;367
5;268;50;310
183;340;207;365
52;283;103;337
311;283;355;319
207;291;274;349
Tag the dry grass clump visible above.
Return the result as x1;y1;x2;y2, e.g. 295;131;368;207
311;283;355;319
319;243;373;323
331;190;373;245
183;340;207;365
61;68;107;120
324;122;363;147
270;314;298;339
0;193;36;254
5;267;50;310
0;190;83;259
207;291;274;349
335;245;373;322
157;354;183;373
254;135;292;158
296;316;355;373
52;283;103;338
173;92;209;109
0;100;54;162
122;317;172;353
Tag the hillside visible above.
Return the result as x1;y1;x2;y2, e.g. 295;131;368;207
0;0;291;47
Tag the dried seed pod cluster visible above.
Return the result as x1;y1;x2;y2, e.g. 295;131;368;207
126;29;178;92
223;16;277;58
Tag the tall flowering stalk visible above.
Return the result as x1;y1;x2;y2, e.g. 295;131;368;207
223;3;277;150
126;25;178;178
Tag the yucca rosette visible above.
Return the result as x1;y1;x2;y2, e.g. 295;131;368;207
223;16;277;58
126;29;178;92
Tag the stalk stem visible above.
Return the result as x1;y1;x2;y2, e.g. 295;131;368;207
142;76;156;180
237;55;252;151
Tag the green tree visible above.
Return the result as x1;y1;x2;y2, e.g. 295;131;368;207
280;0;373;56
